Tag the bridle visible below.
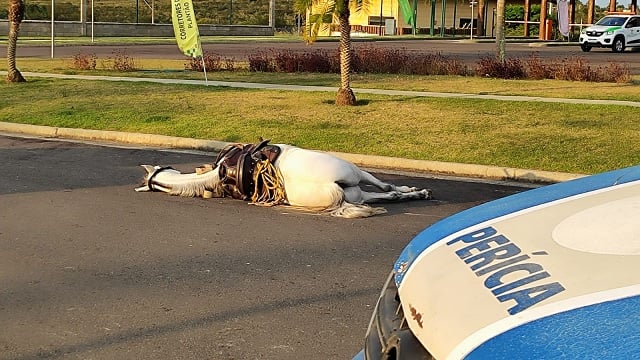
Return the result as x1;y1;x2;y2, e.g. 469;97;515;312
146;166;174;191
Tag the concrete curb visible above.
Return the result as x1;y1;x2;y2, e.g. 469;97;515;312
0;121;585;184
0;121;229;151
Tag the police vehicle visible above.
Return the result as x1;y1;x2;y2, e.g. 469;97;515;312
355;165;640;359
579;13;640;52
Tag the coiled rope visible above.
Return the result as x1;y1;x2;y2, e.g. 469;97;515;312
251;160;286;206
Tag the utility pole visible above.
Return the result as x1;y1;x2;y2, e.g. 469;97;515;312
51;0;55;58
80;0;87;35
470;0;476;39
269;0;275;30
496;0;505;61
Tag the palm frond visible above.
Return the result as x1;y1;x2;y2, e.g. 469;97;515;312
302;0;336;43
352;0;371;14
294;0;314;15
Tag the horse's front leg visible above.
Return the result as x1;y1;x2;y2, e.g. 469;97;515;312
357;170;419;193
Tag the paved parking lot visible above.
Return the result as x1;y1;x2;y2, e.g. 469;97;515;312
0;134;526;359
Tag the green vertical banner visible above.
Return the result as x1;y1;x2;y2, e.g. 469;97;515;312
398;0;415;27
171;0;202;58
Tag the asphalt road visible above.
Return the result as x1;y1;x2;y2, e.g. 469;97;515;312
7;39;640;74
0;134;527;360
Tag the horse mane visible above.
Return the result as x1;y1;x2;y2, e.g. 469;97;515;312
167;179;224;198
146;168;225;198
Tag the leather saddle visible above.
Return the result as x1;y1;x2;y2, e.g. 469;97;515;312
215;139;281;200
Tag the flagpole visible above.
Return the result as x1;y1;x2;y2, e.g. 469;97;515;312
201;54;208;85
198;36;209;86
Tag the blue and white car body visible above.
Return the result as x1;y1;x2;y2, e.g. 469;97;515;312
357;166;640;359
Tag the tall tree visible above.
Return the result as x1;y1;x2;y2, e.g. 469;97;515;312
7;0;26;82
477;0;485;37
495;0;506;62
295;0;366;105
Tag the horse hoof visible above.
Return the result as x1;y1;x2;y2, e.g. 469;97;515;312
421;189;433;200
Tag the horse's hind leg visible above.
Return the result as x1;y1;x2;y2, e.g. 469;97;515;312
357;170;419;193
343;186;431;204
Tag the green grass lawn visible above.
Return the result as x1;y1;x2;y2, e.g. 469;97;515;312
3;43;640;175
2;72;639;175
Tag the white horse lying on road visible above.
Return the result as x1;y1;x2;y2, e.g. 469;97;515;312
135;140;431;218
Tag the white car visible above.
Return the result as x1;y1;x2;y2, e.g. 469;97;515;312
579;14;640;52
355;165;640;359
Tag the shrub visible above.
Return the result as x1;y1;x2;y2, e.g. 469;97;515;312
63;45;629;84
548;56;596;82
185;53;236;72
524;53;551;80
248;52;275;72
273;50;336;73
476;56;526;79
273;50;305;72
595;61;631;83
247;50;339;73
352;47;410;74
247;47;468;76
246;47;629;83
70;52;97;70
224;58;235;72
103;50;137;71
539;57;630;83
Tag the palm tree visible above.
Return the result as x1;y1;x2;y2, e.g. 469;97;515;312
296;0;365;105
495;0;506;62
7;0;26;82
477;0;485;37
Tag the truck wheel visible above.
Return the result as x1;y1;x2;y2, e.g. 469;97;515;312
580;44;592;52
612;37;625;53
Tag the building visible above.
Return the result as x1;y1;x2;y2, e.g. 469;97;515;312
315;0;638;39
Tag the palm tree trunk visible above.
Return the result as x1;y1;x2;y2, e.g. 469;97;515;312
495;0;506;62
7;0;26;83
335;6;356;106
477;0;485;37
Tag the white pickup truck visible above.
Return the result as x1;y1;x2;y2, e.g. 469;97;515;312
579;14;640;52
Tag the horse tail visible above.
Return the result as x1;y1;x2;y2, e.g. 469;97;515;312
328;202;387;218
